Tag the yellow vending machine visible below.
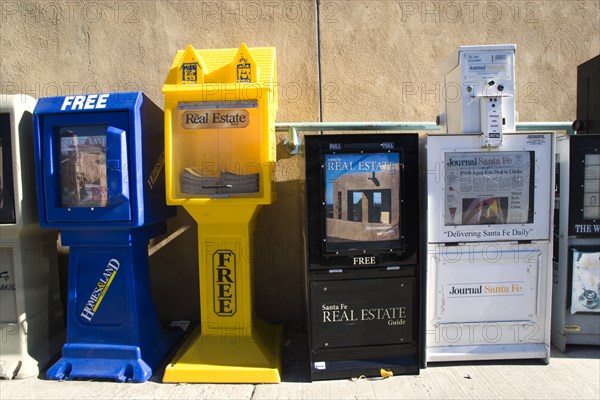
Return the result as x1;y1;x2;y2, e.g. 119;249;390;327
162;43;281;383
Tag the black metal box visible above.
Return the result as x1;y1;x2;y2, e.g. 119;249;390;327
304;134;422;380
574;54;600;134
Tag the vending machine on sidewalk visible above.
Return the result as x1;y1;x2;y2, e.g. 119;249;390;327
425;45;554;364
33;92;181;382
551;54;600;350
161;44;282;383
0;95;63;379
305;133;422;380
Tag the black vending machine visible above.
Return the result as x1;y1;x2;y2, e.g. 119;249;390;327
304;133;422;380
552;54;600;350
573;54;600;135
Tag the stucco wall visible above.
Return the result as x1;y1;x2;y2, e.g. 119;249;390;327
1;0;598;324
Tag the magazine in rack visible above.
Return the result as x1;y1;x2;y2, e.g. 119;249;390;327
570;249;600;314
59;126;108;208
324;152;401;253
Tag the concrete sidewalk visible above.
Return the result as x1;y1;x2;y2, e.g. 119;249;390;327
1;328;598;400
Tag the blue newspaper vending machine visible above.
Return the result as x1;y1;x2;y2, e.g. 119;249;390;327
33;92;181;382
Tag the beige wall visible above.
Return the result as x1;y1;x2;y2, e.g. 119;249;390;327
320;1;600;122
1;0;598;324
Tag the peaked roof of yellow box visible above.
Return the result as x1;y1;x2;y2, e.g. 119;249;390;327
163;43;276;88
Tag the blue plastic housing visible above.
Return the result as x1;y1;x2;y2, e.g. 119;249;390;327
32;92;181;382
33;92;175;228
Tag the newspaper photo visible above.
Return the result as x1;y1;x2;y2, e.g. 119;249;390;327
571;250;600;314
59;127;108;208
324;153;400;250
444;151;533;226
583;153;600;220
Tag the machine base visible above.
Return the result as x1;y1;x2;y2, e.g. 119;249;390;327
163;320;282;383
310;356;419;381
46;328;181;382
553;332;600;352
0;305;65;380
47;349;151;383
0;352;39;380
566;333;600;346
426;343;550;365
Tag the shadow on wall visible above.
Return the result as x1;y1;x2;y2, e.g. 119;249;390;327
147;180;306;326
55;181;306;327
254;179;306;324
149;210;200;324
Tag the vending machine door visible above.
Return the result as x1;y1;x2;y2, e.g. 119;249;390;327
575;54;600;134
39;112;132;223
568;134;600;237
427;133;554;244
433;246;540;325
569;247;600;315
428;241;549;349
0;113;16;224
169;100;264;200
310;276;415;350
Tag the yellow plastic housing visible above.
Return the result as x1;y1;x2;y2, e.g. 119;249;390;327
163;43;278;206
162;44;281;383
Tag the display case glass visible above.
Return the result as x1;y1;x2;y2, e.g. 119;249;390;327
0;113;15;224
305;134;420;269
38;110;131;223
570;248;600;314
324;152;401;253
427;133;553;243
568;134;600;236
170;101;262;198
443;151;534;226
583;154;600;220
59;125;108;208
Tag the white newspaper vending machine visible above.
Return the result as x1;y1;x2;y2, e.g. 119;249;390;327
0;95;63;379
425;45;554;364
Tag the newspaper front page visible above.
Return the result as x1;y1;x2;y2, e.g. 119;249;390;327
444;151;533;226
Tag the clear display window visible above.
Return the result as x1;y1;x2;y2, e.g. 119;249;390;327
570;250;600;314
0;138;5;211
444;151;534;226
59;125;108;207
583;154;600;220
0;114;16;223
171;101;261;198
324;152;400;252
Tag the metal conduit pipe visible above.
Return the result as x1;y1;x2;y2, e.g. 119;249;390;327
276;121;575;155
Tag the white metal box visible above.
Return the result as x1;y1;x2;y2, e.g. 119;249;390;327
438;44;516;147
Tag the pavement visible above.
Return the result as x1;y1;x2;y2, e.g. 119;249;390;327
1;325;599;400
